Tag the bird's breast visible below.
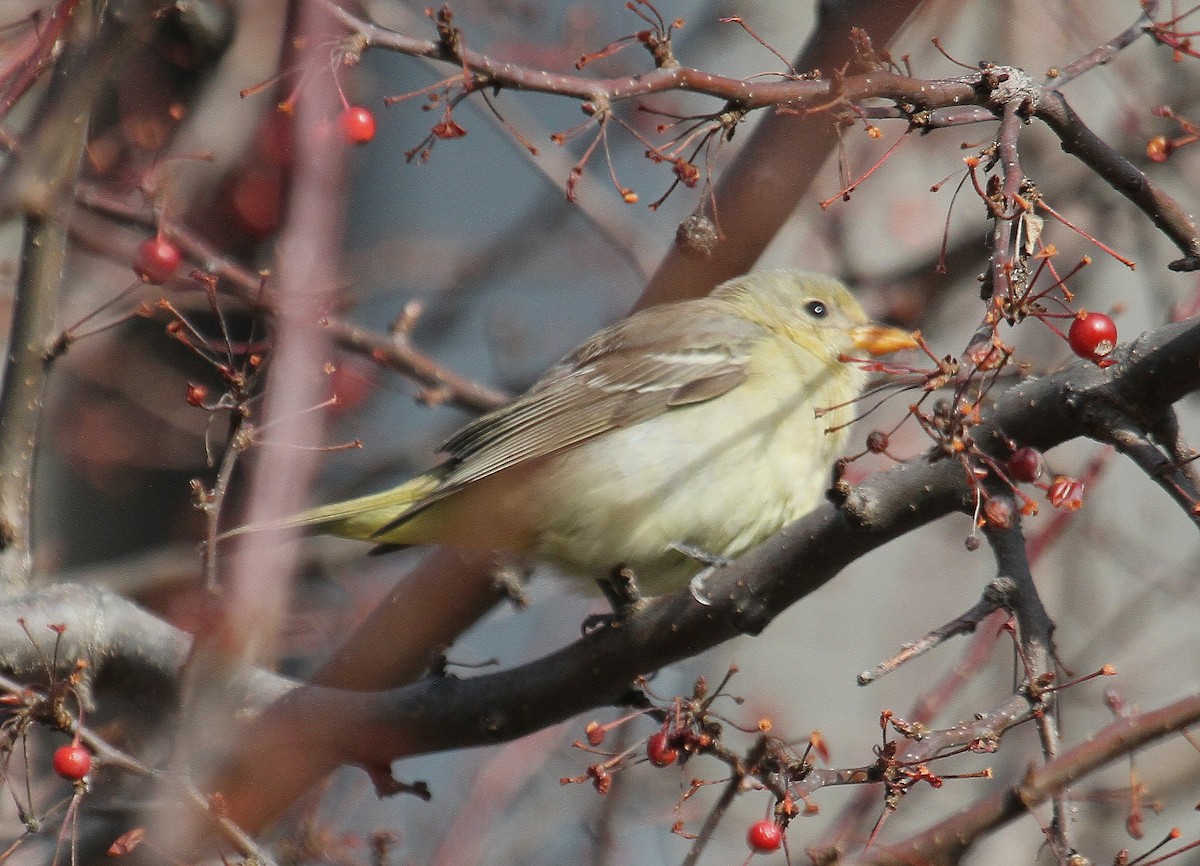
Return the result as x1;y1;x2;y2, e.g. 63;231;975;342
524;343;864;591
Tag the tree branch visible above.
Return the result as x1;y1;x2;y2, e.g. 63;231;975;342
859;691;1200;865
0;1;95;591
211;313;1200;831
1035;90;1200;272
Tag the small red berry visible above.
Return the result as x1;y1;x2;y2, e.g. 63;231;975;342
53;744;92;780
866;431;890;454
1067;311;1118;363
747;819;783;853
339;105;376;145
1004;447;1043;483
134;237;183;284
646;730;678;767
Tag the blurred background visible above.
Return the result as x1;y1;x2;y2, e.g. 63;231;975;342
3;0;1199;862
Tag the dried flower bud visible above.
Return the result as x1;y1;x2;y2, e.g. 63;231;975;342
675;213;718;258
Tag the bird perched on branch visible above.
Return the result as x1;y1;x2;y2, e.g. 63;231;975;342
227;270;916;596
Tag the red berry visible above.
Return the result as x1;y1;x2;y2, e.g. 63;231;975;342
866;431;890;454
1005;447;1043;483
646;730;678;767
1067;312;1118;362
134;237;183;284
230;168;283;237
747;819;783;853
53;744;92;780
339;105;376;145
326;359;375;412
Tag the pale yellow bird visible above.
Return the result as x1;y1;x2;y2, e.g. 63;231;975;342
234;270;915;595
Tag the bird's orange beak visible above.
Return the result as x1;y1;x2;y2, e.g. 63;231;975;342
849;323;920;357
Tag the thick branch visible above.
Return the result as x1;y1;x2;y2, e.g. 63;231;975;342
213;314;1200;830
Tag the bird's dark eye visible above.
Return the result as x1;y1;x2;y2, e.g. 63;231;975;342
804;300;828;319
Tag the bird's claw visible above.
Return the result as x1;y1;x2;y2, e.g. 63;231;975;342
670;542;732;569
671;542;730;607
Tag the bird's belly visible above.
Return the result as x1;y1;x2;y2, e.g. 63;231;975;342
526;384;847;592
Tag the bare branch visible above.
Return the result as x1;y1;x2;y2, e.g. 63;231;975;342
860;691;1200;866
1036;91;1200;272
212;314;1200;831
857;579;1007;686
324;317;510;414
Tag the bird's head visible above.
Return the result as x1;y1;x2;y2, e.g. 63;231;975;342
712;269;918;359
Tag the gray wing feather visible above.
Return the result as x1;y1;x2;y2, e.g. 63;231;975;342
435;299;763;492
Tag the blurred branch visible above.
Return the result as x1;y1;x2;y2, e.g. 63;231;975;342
0;1;96;592
71;181;512;415
0;1;83;131
0;583;290;706
205;0;346;662
0;1;159;219
323;318;509;413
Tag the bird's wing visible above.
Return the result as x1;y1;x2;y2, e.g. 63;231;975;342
434;299;765;493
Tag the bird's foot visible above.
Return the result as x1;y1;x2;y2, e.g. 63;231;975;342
490;562;532;610
582;565;645;634
670;542;731;569
671;542;731;607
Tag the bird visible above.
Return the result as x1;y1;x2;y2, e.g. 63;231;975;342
228;270;916;596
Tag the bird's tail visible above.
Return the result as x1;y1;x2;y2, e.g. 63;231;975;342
218;473;443;543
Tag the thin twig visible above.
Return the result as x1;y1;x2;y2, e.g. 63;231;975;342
680;775;741;866
324;318;509;414
1036;91;1200;272
857;579;1008;685
1048;1;1158;88
861;692;1200;866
